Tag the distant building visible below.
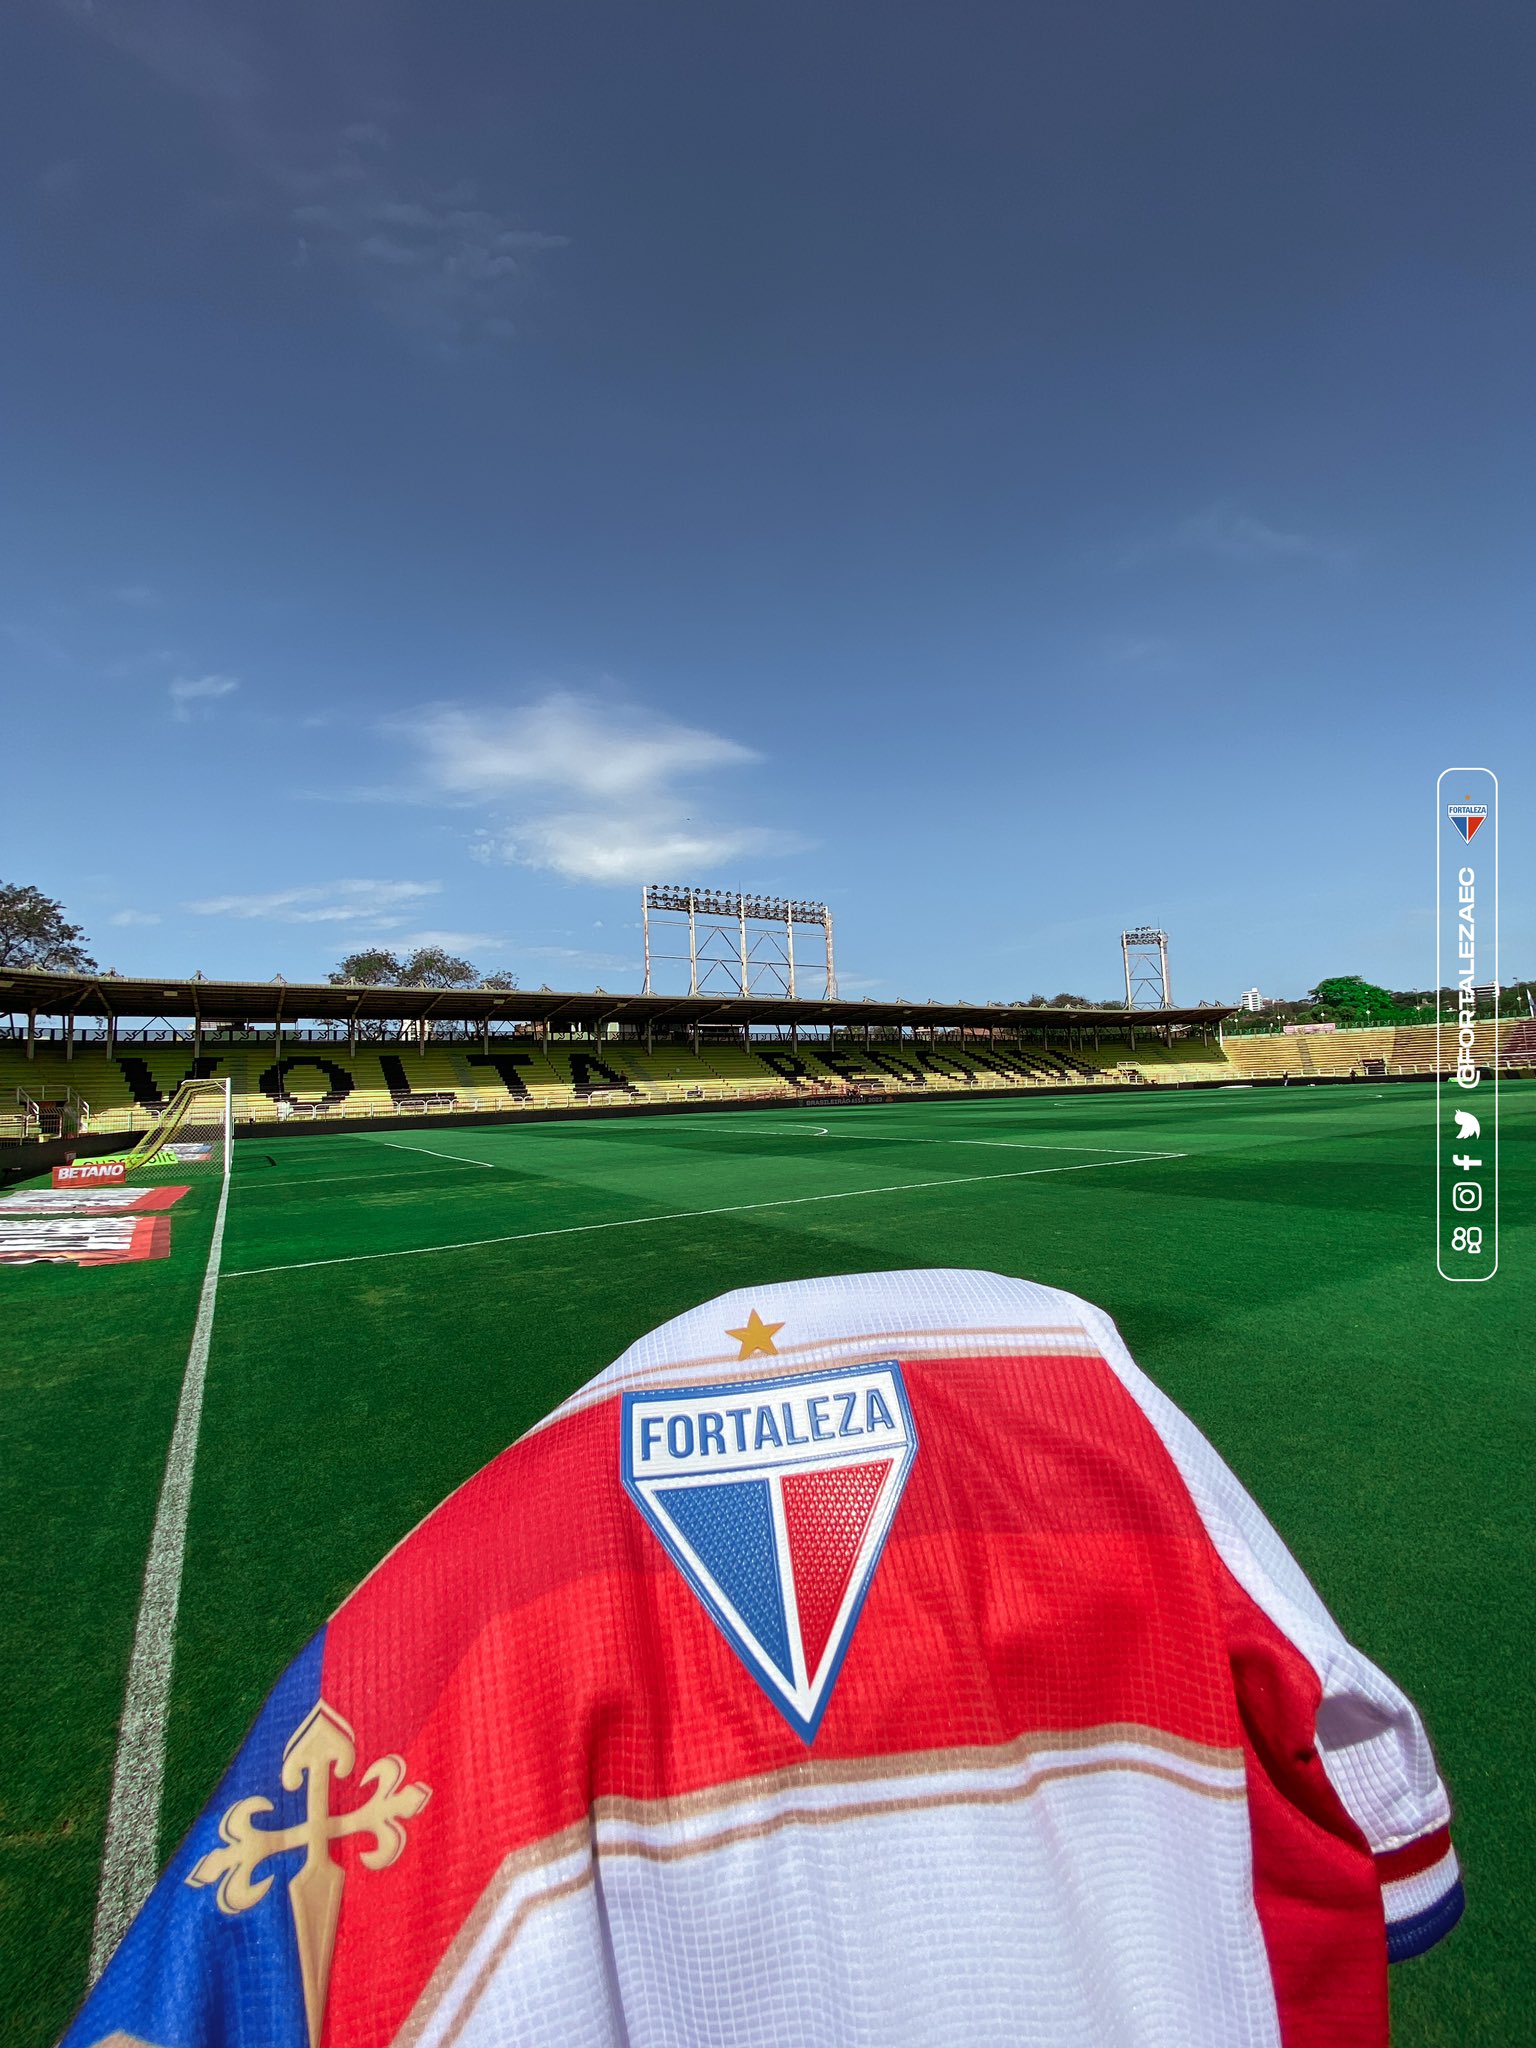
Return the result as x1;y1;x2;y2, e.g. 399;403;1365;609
1239;987;1264;1012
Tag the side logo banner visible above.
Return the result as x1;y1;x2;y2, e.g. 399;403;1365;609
1436;767;1499;1283
622;1362;918;1743
0;1186;189;1216
0;1214;173;1266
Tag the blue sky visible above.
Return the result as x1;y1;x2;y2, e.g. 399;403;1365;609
3;0;1531;1003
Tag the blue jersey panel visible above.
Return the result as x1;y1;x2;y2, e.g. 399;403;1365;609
65;1629;325;2048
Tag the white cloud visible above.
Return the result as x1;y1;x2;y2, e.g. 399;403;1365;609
472;815;789;888
169;672;239;719
1128;505;1350;569
53;5;565;350
402;694;755;802
396;928;505;951
1101;634;1184;671
524;943;642;971
104;646;181;679
3;620;73;667
110;583;161;609
51;0;259;104
1176;507;1342;564
184;879;441;927
109;909;161;927
285;131;568;349
392;691;800;887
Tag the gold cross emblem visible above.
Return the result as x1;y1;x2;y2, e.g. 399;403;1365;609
187;1700;430;2048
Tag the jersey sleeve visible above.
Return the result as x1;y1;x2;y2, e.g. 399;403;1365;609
63;1631;325;2048
1077;1300;1463;1963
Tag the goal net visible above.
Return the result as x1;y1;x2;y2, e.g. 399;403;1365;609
119;1077;232;1184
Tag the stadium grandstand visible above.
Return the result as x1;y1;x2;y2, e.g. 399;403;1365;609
0;964;1522;1149
1;965;1234;1142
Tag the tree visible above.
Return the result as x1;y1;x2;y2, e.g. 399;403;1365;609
328;947;518;992
398;945;480;989
0;882;96;971
329;948;405;985
1309;975;1399;1024
1049;992;1093;1009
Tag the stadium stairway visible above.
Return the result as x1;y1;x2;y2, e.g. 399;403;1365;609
1222;1021;1516;1079
1302;1028;1395;1075
1224;1032;1387;1081
1042;1038;1232;1085
1390;1022;1500;1074
692;1045;807;1097
622;1044;798;1101
1220;1038;1307;1081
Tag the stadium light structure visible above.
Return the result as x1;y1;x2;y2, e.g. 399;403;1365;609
1121;927;1172;1009
641;885;837;999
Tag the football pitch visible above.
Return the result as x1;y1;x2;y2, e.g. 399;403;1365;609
3;1083;1530;2046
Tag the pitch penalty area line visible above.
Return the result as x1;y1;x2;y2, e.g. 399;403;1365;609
88;1148;234;1984
699;1128;1172;1155
367;1137;500;1168
223;1150;1186;1281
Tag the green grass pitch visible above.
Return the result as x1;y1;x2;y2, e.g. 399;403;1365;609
3;1083;1530;2046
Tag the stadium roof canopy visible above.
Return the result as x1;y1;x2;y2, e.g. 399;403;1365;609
0;966;1233;1033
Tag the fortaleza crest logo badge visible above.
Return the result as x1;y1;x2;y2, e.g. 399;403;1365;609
622;1362;918;1742
1447;801;1488;842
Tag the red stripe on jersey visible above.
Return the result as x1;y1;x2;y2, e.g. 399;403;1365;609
1375;1826;1452;1885
317;1351;1263;2046
1217;1558;1386;2048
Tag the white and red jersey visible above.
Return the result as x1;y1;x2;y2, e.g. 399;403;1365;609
70;1269;1460;2048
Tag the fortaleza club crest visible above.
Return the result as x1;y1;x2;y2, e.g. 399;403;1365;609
622;1360;917;1742
1447;801;1488;842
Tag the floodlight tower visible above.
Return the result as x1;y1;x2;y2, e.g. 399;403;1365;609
641;885;837;999
1121;927;1172;1009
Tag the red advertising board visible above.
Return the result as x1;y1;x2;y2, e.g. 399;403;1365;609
52;1160;129;1187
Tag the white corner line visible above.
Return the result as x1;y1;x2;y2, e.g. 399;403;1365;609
88;1117;233;1984
224;1152;1187;1282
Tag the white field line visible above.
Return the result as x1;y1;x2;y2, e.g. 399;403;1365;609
749;1110;1422;1157
743;1131;1168;1154
88;1148;234;1983
223;1151;1185;1281
366;1122;1170;1159
954;1139;1162;1153
367;1138;498;1168
238;1167;465;1190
